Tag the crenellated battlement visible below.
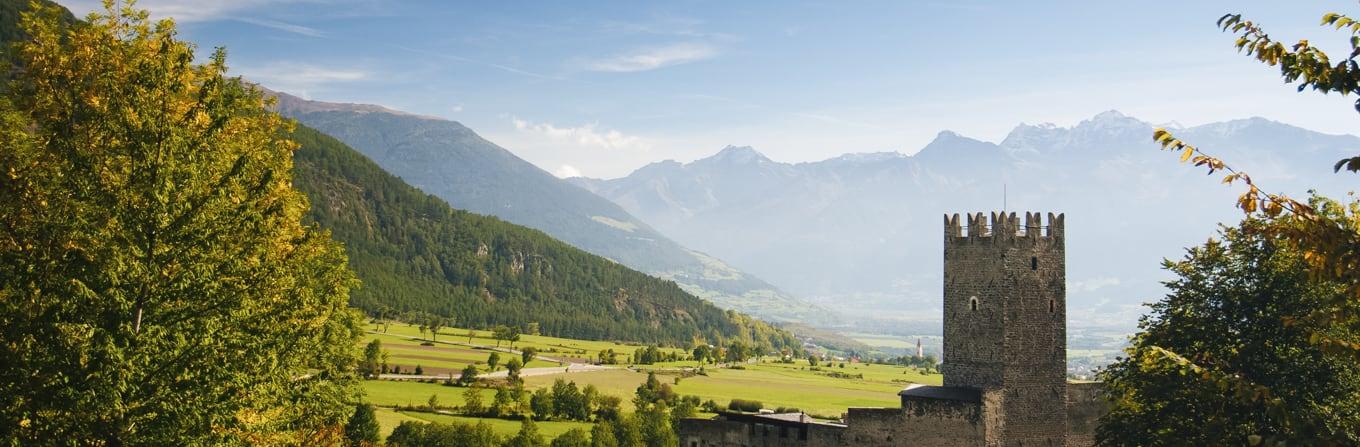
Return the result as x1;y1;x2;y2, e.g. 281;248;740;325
943;211;1064;240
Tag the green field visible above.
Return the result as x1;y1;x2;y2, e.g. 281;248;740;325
361;324;944;434
363;323;688;368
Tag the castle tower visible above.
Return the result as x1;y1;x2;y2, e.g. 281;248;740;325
942;211;1067;446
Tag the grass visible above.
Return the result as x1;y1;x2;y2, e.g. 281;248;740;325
363;380;498;408
360;325;946;433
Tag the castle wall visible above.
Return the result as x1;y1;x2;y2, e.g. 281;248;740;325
1065;382;1107;447
944;212;1068;446
677;416;846;447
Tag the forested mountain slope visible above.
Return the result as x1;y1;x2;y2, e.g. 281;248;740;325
273;92;831;324
291;124;798;349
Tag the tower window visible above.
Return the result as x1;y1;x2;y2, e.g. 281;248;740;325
970;296;979;311
1049;299;1055;313
1031;256;1038;270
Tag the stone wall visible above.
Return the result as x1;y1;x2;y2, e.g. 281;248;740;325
677;416;845;447
1065;382;1108;447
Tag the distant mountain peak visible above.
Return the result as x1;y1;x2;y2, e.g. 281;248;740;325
700;145;772;165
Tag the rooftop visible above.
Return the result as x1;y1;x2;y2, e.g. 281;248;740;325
898;384;982;403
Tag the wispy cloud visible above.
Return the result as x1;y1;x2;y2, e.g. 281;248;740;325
235;17;324;37
511;116;649;151
236;62;368;98
65;0;318;23
395;46;567;81
1070;276;1121;293
587;43;716;73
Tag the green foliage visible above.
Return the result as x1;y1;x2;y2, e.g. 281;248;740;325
1098;220;1360;445
0;3;360;445
289;124;802;350
727;399;764;413
633;373;678;409
590;420;619;447
488;352;501;370
343;404;380;447
385;419;499;447
361;339;383;378
462;387;485;415
459;364;480;386
550;428;591;447
505;419;548;447
522;347;538;365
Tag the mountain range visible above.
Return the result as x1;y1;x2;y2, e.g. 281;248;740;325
271;92;833;325
573;111;1360;331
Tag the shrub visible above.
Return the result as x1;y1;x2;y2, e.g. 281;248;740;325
727;399;762;412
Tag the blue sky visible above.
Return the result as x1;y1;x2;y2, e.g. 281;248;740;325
64;0;1360;178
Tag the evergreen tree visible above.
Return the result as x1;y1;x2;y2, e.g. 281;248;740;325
361;340;382;378
0;3;360;444
343;404;380;447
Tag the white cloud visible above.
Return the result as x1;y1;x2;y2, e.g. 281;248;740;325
554;165;583;178
236;62;368;98
235;17;324;37
587;43;716;73
511;116;649;151
449;104;465;113
1070;276;1121;293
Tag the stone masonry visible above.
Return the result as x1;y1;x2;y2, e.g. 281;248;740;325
678;211;1106;447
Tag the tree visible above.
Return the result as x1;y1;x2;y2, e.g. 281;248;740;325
591;420;620;447
638;403;678;447
428;316;447;341
551;428;591;447
344;404;380;447
385;420;498;447
0;3;361;444
361;339;383;379
807;354;819;367
462;387;485;416
488;352;501;370
1098;220;1360;445
505;419;547;447
526;322;541;336
427;394;440;411
458;363;480;386
492;387;514;418
531;388;555;420
692;345;710;366
593;394;623;422
1128;6;1360;445
612;415;644;447
522;347;538;365
506;358;524;382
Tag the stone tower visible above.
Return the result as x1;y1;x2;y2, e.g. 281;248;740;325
942;211;1067;446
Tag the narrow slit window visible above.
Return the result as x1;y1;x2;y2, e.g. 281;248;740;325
970;296;979;311
1031;256;1038;270
1049;299;1055;313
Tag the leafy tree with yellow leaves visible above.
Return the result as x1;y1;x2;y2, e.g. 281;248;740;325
0;2;361;445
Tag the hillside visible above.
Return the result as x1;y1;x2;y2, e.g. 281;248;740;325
273;92;833;325
290;123;799;349
574;111;1360;330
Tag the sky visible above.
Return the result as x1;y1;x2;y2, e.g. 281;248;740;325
61;0;1360;179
